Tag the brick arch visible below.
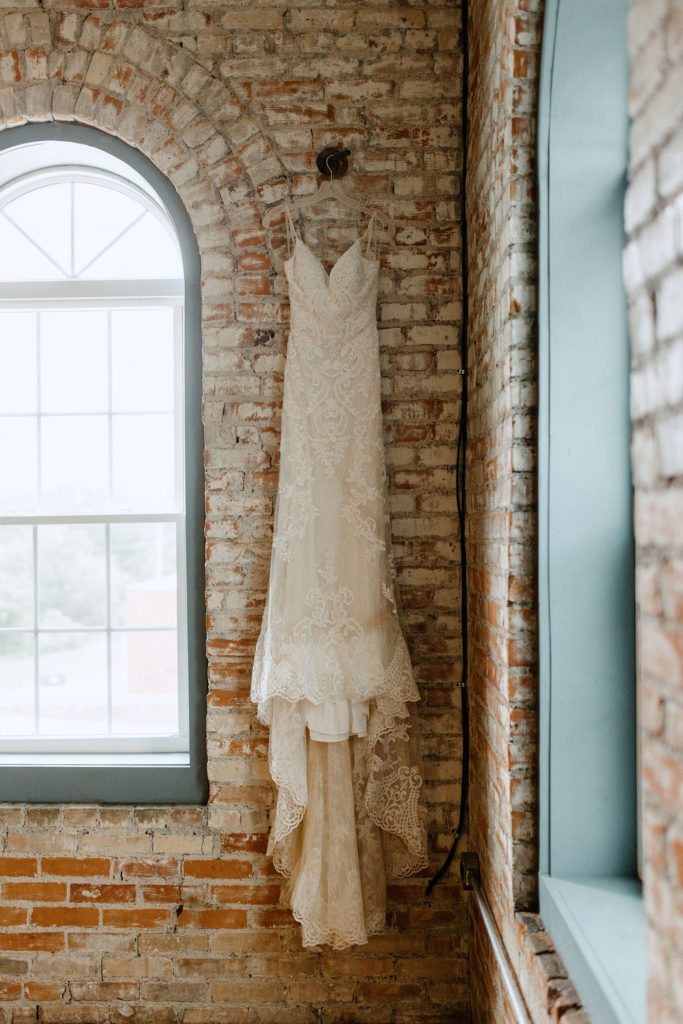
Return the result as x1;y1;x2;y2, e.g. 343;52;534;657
0;13;293;281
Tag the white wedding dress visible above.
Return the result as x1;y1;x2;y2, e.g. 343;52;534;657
251;209;428;949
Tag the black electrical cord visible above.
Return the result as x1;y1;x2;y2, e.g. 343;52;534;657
426;0;470;897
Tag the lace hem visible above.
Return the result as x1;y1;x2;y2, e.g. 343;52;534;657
252;626;420;716
291;906;386;951
265;698;428;949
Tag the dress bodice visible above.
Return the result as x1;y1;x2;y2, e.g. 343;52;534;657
284;235;380;322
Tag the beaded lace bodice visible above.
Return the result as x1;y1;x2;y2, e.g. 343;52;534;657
251;213;428;949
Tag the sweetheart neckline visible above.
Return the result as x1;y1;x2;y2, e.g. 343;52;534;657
284;235;379;283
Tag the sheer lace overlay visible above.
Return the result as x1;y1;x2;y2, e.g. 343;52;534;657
251;216;428;949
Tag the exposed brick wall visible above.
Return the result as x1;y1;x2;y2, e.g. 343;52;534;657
466;0;539;924
625;2;683;1022
465;1;589;1022
0;3;469;1022
466;0;539;966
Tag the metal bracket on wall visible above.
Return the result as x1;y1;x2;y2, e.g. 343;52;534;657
316;146;351;179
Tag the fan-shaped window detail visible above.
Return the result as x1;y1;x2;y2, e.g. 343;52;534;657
0;169;183;282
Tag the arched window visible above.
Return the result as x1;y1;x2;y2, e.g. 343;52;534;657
0;125;206;803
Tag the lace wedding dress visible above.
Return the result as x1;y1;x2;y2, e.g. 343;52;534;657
251;209;428;949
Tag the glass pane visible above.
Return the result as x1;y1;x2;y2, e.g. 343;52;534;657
111;308;175;412
80;214;183;280
111;631;178;736
112;414;175;509
38;632;108;736
0;634;35;738
38;524;106;629
0;418;37;513
2;183;71;277
0;526;34;630
40;311;108;413
0;215;67;281
73;182;146;277
110;523;177;628
0;312;37;414
41;415;109;511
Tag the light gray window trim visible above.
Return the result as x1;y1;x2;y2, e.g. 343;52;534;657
538;0;643;1021
0;122;207;805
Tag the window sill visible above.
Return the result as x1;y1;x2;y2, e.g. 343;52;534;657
0;758;206;804
0;753;190;767
539;874;645;1024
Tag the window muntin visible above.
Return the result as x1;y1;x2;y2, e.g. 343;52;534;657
0;168;183;282
0;151;190;761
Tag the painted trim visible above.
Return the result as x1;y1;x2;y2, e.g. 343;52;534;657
539;875;645;1024
537;0;642;1020
0;122;207;805
537;0;559;882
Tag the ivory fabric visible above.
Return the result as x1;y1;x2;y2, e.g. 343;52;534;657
250;214;428;949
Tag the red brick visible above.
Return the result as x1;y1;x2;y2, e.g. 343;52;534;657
184;860;253;880
177;909;247;930
70;884;136;904
102;909;173;929
42;858;110;878
24;982;66;1001
0;982;22;1000
237;253;271;272
118;859;180;878
0;908;28;927
210;884;280;905
0;858;37;877
2;882;66;902
31;907;99;928
250;908;295;929
0;933;64;952
142;885;181;904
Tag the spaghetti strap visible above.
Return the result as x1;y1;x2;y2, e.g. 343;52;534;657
284;206;299;260
363;211;378;259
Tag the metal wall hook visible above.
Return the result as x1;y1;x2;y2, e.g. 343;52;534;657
316;146;351;180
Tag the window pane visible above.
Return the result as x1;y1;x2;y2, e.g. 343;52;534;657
41;415;109;510
111;308;175;412
110;523;177;629
0;633;35;737
0;312;37;414
40;310;108;414
38;524;106;629
0;216;68;281
81;215;183;280
111;631;178;736
73;182;146;277
0;418;37;513
2;183;71;277
0;525;33;630
112;414;175;508
38;632;108;736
